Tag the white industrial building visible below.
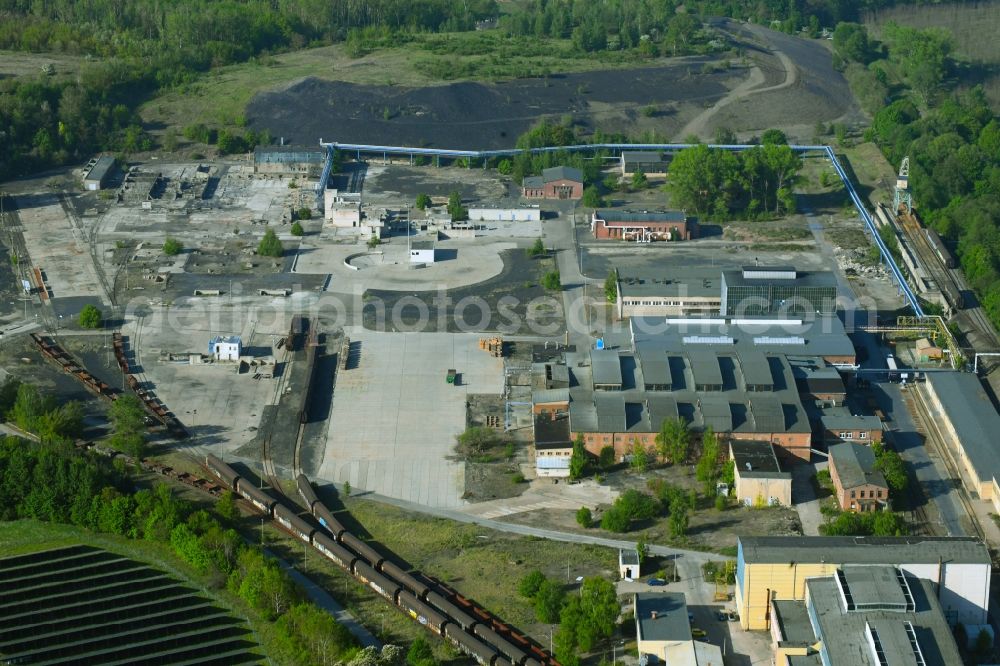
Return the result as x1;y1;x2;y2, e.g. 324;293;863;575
409;239;436;264
83;156;116;191
209;336;242;361
324;189;362;227
619;549;640;580
467;208;541;222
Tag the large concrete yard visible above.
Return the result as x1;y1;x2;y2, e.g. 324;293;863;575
317;329;503;508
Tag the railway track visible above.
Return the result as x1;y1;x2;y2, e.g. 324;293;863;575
205;456;558;666
907;385;985;540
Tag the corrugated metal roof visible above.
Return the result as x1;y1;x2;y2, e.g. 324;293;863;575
699;394;732;431
547;363;570;385
569;398;598;432
820;412;882;431
638;350;672;387
635;593;690;642
84;156;116;183
689;350;723;387
621;150;669;163
632;316;856;360
646;394;679;428
591;349;623;387
926;371;1000;484
739;350;774;388
595;393;626;432
594;210;687;223
829;443;886;490
738;536;991;565
749;394;785;432
532;388;569;404
542;165;583;183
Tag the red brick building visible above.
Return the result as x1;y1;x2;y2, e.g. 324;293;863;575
522;166;584;200
591;210;697;242
828;443;889;512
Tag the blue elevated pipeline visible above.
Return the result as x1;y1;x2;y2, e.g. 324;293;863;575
316;140;922;316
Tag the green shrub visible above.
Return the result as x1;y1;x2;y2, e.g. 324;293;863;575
163;238;183;256
257;228;283;257
78;304;102;329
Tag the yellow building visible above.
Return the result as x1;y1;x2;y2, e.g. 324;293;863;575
735;536;991;631
923;372;1000;512
729;441;792;507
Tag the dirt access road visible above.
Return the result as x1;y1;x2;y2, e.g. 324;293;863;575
679;18;863;141
248;58;737;150
248;21;860;149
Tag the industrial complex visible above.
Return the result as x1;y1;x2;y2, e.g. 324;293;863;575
3;133;1000;666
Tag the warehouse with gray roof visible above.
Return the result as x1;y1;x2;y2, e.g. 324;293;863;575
922;371;1000;512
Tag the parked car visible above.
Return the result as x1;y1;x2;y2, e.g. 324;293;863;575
691;628;707;639
646;578;666;587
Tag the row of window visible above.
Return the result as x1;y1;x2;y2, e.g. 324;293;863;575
838;431;869;439
622;300;720;307
850;488;884;499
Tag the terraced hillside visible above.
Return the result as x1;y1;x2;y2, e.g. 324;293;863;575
0;545;261;665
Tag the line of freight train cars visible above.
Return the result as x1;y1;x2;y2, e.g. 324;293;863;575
873;202;964;312
204;455;553;666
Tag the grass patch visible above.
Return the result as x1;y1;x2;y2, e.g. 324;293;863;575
141;35;662;134
826;226;871;252
722;219;812;242
814;469;834;495
0;519;268;661
841;142;897;206
340;497;616;638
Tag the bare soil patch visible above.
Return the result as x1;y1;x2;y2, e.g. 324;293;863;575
247;61;740;150
701;19;864;140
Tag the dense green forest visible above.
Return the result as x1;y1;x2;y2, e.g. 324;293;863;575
0;435;388;665
0;0;985;181
831;21;1000;327
0;0;497;179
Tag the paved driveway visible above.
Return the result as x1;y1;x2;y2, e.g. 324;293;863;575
318;329;503;508
792;460;826;535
